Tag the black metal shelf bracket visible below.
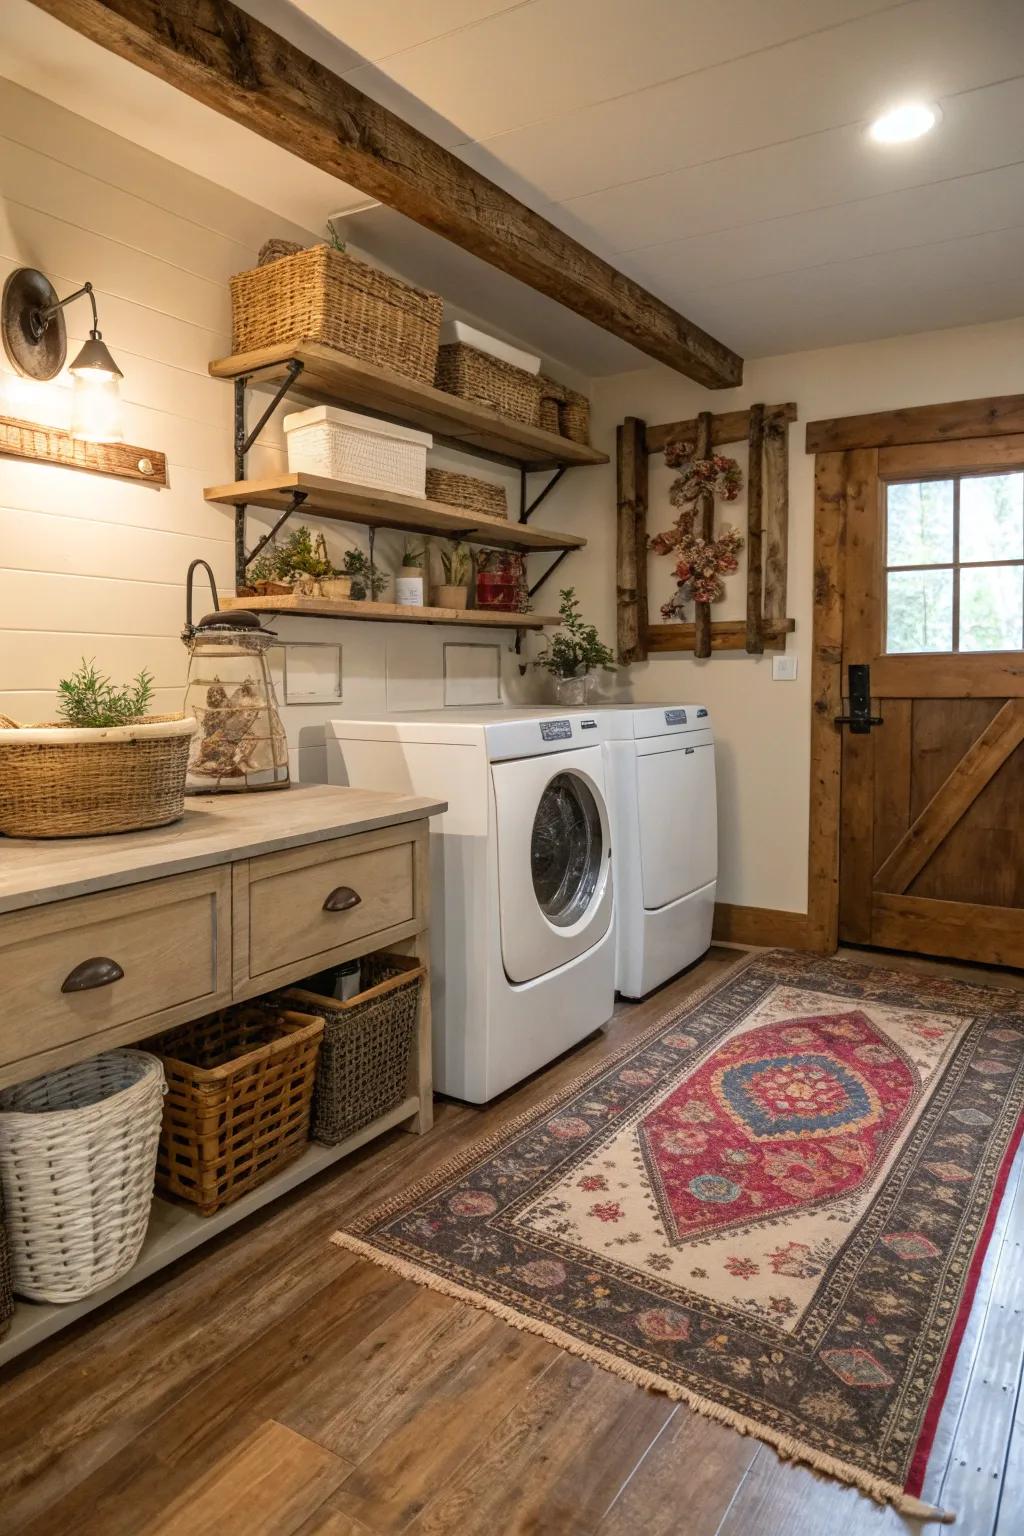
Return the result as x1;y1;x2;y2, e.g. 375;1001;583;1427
519;465;566;522
528;547;572;599
232;358;306;589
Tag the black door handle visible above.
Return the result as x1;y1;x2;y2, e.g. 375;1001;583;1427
323;886;362;913
62;957;125;993
834;662;883;735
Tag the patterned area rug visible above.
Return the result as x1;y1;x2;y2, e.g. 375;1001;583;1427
333;952;1024;1518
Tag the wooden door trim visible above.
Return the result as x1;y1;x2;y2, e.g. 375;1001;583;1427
805;392;1024;954
873;700;1024;895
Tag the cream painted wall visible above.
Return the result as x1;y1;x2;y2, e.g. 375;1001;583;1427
547;316;1024;913
0;81;574;784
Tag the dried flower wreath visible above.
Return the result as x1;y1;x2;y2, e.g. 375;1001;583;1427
651;441;744;618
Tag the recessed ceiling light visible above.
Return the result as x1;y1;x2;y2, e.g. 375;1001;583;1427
868;102;940;144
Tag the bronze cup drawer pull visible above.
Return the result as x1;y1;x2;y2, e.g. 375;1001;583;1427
61;957;125;993
322;885;362;913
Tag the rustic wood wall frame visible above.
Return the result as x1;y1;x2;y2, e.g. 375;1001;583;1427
804;390;1024;954
0;414;168;487
617;403;797;661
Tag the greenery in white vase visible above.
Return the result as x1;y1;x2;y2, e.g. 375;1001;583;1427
536;588;615;679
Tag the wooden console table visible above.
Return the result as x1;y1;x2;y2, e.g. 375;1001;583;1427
0;784;445;1365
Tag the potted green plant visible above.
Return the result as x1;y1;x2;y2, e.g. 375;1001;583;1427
396;542;426;608
275;527;334;596
241;547;291;597
0;659;197;838
341;548;388;602
536;588;615;706
433;540;471;610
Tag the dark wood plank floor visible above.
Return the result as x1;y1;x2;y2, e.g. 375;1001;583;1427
2;945;1023;1536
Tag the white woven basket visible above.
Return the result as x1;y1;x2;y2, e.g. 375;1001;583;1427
0;1050;165;1303
284;406;431;497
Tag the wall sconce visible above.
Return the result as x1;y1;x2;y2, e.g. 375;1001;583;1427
2;267;124;442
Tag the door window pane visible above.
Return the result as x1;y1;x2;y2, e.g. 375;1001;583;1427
886;480;954;566
959;473;1024;563
886;568;954;653
959;565;1024;652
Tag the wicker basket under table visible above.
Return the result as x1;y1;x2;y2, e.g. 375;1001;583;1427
148;1004;324;1216
0;1196;14;1335
282;953;424;1146
435;343;542;427
425;468;507;521
231;244;443;386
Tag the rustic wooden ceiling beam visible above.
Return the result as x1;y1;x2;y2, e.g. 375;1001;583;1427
31;0;744;389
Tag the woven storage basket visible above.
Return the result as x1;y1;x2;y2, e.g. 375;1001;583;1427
0;1196;13;1336
282;953;424;1147
0;714;197;839
148;1004;323;1216
426;468;507;520
538;375;567;436
559;388;592;445
0;1051;164;1303
435;343;541;427
231;244;442;385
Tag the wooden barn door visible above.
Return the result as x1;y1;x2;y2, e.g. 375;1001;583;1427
838;438;1024;967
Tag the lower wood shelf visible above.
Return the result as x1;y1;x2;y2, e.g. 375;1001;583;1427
0;1094;419;1367
225;594;554;628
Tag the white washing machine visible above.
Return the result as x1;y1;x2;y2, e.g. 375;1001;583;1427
328;709;615;1102
603;705;717;999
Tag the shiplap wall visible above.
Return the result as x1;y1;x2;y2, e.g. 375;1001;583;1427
0;80;545;783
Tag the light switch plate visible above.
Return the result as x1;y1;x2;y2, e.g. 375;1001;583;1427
772;654;798;681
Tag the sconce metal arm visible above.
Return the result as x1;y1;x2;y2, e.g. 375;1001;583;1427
33;281;100;339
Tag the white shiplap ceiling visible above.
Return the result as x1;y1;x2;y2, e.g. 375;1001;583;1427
5;0;1024;372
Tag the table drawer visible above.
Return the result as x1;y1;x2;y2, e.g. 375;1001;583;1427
247;832;415;979
0;867;231;1079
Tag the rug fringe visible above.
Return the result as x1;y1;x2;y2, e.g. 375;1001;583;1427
330;1230;954;1523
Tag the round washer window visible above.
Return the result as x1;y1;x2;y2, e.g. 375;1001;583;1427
530;772;604;927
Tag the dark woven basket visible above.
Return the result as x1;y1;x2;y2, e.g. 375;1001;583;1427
559;388;591;445
0;1196;12;1337
435;343;541;427
538;375;566;435
282;953;423;1147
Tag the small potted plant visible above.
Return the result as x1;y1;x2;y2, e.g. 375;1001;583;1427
241;547;291;597
433;540;471;610
536;588;615;706
276;527;334;596
0;659;197;838
341;548;389;602
396;542;426;608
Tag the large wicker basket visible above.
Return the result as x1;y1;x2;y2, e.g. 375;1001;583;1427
282;953;423;1146
0;714;197;839
426;467;507;520
148;1003;323;1216
435;343;541;426
231;244;443;385
0;1051;164;1303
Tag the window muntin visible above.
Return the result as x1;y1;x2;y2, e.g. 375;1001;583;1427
884;471;1024;655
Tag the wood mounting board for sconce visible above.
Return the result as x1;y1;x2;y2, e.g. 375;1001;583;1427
616;402;797;663
0;415;168;486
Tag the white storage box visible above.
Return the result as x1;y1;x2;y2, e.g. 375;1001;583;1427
284;407;432;497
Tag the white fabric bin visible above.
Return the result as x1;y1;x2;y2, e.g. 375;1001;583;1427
284;407;432;497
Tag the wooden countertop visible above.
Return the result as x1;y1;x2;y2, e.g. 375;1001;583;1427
0;784;446;914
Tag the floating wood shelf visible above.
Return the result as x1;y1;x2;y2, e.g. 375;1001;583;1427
645;618;796;653
224;594;554;629
0;413;168;486
205;472;586;553
209;342;608;470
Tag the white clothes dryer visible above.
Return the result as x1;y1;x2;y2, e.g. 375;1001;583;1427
328;709;615;1102
602;705;717;998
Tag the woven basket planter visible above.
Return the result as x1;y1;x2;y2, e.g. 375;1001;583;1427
435;343;541;427
231;244;442;385
426;468;507;520
559;388;592;445
283;953;424;1147
0;1051;164;1303
0;714;197;839
538;375;567;436
148;1004;323;1216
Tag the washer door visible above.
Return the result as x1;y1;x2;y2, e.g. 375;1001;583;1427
492;747;613;984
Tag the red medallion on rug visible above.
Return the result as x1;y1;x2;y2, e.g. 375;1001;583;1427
640;1010;919;1243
